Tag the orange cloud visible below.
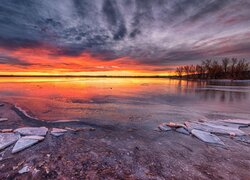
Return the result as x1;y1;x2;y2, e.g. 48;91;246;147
0;47;176;76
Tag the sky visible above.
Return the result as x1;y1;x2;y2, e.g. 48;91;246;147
0;0;250;76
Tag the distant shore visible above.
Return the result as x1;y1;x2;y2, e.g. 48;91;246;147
171;77;250;82
0;75;173;78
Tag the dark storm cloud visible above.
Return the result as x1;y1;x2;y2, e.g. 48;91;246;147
0;0;250;67
0;54;31;66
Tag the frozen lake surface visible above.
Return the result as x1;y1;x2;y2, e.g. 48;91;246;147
0;78;249;129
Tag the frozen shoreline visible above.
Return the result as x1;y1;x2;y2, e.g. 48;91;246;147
1;102;250;179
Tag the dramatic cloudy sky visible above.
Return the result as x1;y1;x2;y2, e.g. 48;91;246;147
0;0;250;75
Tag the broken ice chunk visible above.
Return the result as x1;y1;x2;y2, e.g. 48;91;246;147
0;133;20;150
221;119;250;126
176;127;190;135
51;128;67;137
18;165;30;174
234;136;250;144
185;122;245;136
191;129;225;145
12;136;44;153
14;127;48;136
158;124;172;131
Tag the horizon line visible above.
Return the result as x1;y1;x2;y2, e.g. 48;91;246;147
0;75;174;78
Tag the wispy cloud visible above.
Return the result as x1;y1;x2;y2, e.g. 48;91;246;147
0;0;250;73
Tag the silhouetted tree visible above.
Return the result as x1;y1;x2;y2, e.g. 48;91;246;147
176;66;184;77
184;65;190;77
235;59;249;79
222;58;229;73
202;59;212;78
229;58;238;79
195;65;204;78
175;57;249;80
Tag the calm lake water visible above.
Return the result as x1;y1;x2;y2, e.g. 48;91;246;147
0;78;249;128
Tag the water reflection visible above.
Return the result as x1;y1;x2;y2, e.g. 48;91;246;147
174;79;249;103
0;77;249;121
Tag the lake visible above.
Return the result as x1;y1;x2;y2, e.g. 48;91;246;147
0;77;249;129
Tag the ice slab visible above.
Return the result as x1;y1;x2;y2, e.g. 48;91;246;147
22;136;45;141
221;119;250;126
12;136;44;153
191;129;224;145
14;127;48;136
51;128;67;137
185;121;245;136
0;133;20;150
209;121;245;128
234;136;250;144
18;166;30;174
176;127;190;135
158;124;172;131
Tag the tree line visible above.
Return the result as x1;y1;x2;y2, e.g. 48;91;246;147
175;58;250;79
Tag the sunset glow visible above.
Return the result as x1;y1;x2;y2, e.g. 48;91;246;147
1;0;250;76
0;47;175;76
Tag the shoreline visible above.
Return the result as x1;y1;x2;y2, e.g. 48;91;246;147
1;102;250;179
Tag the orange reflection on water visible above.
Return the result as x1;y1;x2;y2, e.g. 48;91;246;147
0;78;178;121
0;77;249;123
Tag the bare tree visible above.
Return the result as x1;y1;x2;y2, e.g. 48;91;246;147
189;65;196;75
211;60;223;79
176;66;184;77
195;65;204;78
202;59;212;78
222;58;229;73
235;59;249;79
230;58;238;79
184;65;190;77
175;57;249;80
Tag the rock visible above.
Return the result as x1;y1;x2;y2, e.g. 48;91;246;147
185;121;245;136
229;132;236;137
191;129;225;145
51;128;67;137
65;127;76;131
158;124;172;131
176;127;190;135
12;136;44;153
0;118;8;122
0;129;13;133
89;128;96;131
165;122;185;128
18;165;30;174
14;127;48;136
65;127;95;132
0;133;20;150
127;128;137;132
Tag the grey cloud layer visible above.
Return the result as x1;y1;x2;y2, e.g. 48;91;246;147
0;0;250;66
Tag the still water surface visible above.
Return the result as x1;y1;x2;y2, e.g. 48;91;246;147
0;78;249;128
